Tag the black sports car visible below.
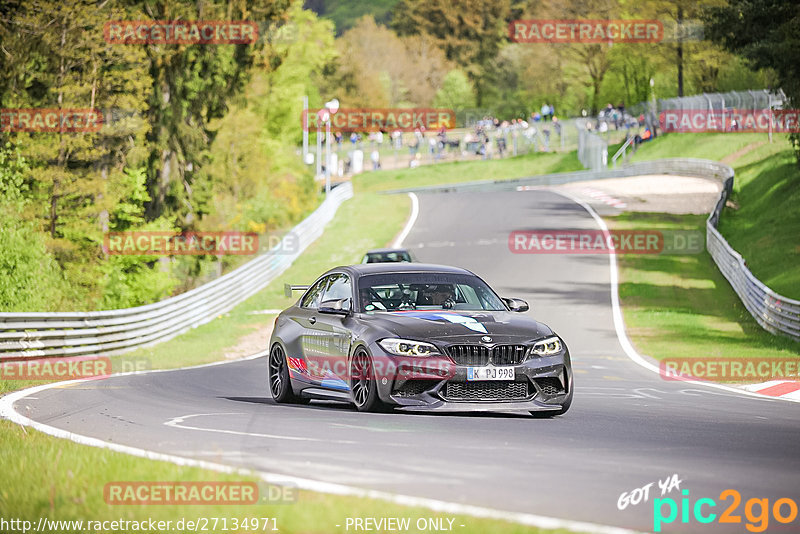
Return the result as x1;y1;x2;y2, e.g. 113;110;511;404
268;263;572;415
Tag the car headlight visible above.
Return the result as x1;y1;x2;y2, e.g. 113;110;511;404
379;338;438;357
531;336;562;356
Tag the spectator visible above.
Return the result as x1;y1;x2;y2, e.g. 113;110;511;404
371;149;381;170
552;116;562;136
497;135;506;157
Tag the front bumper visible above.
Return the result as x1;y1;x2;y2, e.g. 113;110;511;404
368;341;573;412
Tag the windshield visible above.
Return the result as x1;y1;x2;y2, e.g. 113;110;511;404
363;251;412;263
358;273;505;312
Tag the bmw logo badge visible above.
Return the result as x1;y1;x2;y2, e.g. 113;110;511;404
481;336;492;343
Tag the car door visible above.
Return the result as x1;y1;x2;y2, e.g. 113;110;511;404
311;273;354;389
296;275;333;383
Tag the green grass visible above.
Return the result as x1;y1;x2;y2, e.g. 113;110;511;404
627;132;771;162
624;132;800;298
354;150;582;193
716;144;800;298
613;132;800;365
612;213;800;365
0;419;559;534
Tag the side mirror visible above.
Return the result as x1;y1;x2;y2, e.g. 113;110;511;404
503;298;529;313
319;298;352;315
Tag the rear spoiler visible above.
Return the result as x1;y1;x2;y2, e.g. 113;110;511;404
284;284;310;298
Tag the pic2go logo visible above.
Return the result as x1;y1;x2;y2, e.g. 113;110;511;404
653;489;799;532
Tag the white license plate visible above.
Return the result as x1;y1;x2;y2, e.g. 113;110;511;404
466;366;515;381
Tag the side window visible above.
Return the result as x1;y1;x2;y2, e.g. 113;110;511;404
300;277;330;309
322;273;352;303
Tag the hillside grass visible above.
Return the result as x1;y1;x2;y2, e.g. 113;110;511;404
354;149;582;193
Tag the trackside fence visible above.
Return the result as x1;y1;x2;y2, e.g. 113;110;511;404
0;183;354;360
388;158;800;342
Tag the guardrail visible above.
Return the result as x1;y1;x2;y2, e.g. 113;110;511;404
0;183;354;359
611;136;635;167
387;158;800;342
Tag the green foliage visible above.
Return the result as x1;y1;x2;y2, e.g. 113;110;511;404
305;0;399;35
434;70;477;111
0;1;328;312
705;0;800;165
0;143;70;311
392;0;510;105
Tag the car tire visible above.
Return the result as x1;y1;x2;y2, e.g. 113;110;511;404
268;344;308;404
350;348;385;412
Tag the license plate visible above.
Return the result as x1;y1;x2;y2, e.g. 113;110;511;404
466;366;515;381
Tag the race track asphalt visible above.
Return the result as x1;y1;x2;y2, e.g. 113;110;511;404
13;189;800;533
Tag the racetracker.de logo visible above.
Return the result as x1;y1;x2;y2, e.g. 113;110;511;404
1;356;112;381
660;109;800;133
509;229;704;255
510;19;663;43
510;230;662;254
301;108;455;132
104;20;258;45
0;109;103;133
104;231;258;256
104;482;258;505
660;358;800;382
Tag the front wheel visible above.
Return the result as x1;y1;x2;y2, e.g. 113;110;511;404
350;348;385;412
268;344;308;404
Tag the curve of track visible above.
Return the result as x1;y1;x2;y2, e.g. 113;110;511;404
8;189;800;533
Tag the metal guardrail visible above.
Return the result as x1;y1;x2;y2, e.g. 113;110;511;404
387;158;800;342
705;177;800;341
0;183;354;359
611;136;635;167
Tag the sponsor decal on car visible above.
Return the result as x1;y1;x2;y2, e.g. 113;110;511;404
387;311;489;333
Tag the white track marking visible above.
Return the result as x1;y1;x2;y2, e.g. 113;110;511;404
551;189;799;404
164;413;357;444
0;367;638;534
392;192;419;248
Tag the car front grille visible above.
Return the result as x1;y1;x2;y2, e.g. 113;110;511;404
446;344;527;366
443;381;530;401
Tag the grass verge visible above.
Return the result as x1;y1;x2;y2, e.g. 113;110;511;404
354;149;582;193
627;131;799;299
716;143;800;298
612;212;800;365
0;419;560;533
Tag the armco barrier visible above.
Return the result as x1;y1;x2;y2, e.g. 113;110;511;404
0;183;354;359
388;158;800;342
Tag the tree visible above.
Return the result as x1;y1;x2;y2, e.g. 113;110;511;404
392;0;510;105
434;70;476;111
705;0;800;164
329;15;451;107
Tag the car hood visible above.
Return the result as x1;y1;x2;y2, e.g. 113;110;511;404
360;310;553;343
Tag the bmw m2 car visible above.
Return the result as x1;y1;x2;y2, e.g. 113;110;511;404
268;263;572;416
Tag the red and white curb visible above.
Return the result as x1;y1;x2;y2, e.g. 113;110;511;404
738;380;800;400
580;188;627;209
